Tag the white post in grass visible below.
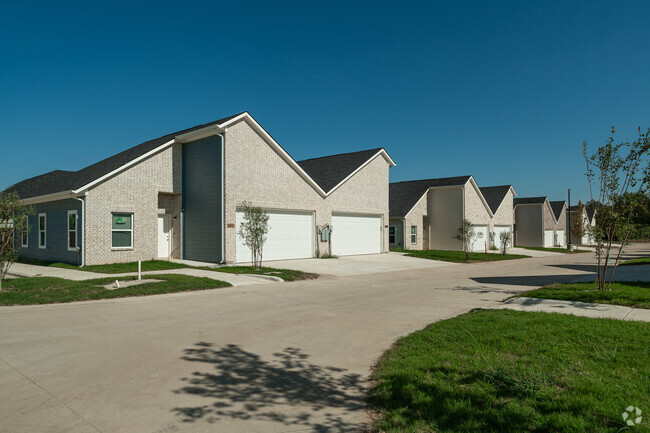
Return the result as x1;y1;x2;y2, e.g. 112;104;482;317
138;260;141;280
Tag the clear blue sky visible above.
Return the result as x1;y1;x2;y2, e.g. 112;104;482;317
2;0;649;204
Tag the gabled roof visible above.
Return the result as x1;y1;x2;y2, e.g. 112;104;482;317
6;113;244;200
6;112;395;201
297;148;392;193
549;200;567;221
389;176;472;218
479;185;515;214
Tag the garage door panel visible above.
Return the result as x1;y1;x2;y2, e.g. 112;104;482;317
493;226;511;250
236;210;313;263
556;230;565;247
470;226;488;252
332;214;382;256
544;230;554;248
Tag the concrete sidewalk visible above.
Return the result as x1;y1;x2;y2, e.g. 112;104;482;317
501;297;650;322
6;262;280;287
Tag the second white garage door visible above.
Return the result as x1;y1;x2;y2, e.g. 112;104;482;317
331;214;382;256
493;226;512;250
544;230;555;248
236;210;313;263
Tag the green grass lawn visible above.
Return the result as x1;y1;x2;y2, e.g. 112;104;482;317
369;309;650;433
19;258;316;281
393;248;529;262
621;257;650;266
0;274;231;306
517;281;650;309
521;246;590;254
209;266;317;282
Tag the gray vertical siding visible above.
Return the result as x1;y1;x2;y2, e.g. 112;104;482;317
16;199;82;265
182;135;223;262
428;187;463;251
515;205;543;247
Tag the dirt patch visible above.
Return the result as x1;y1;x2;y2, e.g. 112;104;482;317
104;279;163;290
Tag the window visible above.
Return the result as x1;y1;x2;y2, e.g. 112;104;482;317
68;211;78;251
111;213;133;248
410;225;417;244
389;226;396;244
20;219;28;248
38;214;46;249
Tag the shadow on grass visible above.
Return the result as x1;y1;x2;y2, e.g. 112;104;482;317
172;343;367;433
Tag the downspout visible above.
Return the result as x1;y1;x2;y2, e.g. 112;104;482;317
217;132;226;264
72;193;87;267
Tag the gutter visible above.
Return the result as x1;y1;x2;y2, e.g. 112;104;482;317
72;193;87;267
217;132;226;264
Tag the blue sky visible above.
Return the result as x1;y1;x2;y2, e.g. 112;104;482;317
1;0;649;204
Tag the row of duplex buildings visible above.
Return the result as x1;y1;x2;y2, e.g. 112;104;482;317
6;113;595;266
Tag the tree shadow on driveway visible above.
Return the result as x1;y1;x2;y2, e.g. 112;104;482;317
172;342;367;432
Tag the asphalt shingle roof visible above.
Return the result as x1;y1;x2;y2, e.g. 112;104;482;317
513;197;547;208
569;205;596;221
479;185;512;214
297;148;385;193
549;200;567;221
5;112;246;199
389;176;472;218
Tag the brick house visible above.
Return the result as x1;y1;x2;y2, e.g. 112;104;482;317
388;176;493;251
7;112;395;265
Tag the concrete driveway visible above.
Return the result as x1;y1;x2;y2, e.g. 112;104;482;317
0;246;646;433
267;251;456;276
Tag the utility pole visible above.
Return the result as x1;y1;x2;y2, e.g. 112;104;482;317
567;188;572;250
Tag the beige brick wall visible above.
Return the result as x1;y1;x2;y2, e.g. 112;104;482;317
543;202;556;230
464;182;491;226
223;119;391;263
488;189;515;247
554;206;566;232
403;192;427;250
84;144;179;265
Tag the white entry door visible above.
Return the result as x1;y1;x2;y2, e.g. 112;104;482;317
470;225;488;252
236;210;313;263
331;214;382;256
544;230;555;248
157;214;171;258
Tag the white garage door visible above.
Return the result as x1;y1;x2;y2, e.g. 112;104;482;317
331;214;382;256
493;226;511;250
544;230;555;248
470;225;488;252
556;230;565;247
236;210;313;263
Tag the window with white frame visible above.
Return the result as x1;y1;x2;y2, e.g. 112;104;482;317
38;213;46;249
111;213;133;248
21;219;28;248
410;225;417;244
68;211;78;251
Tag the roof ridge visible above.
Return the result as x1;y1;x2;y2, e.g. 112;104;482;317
297;147;384;163
390;175;472;185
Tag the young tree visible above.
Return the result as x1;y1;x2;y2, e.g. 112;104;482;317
237;202;270;270
453;219;483;261
583;126;650;290
0;192;34;291
571;201;585;247
499;230;511;255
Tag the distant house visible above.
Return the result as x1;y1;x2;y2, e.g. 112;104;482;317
389;176;493;251
568;205;596;245
480;185;516;250
513;197;559;247
6;112;395;265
